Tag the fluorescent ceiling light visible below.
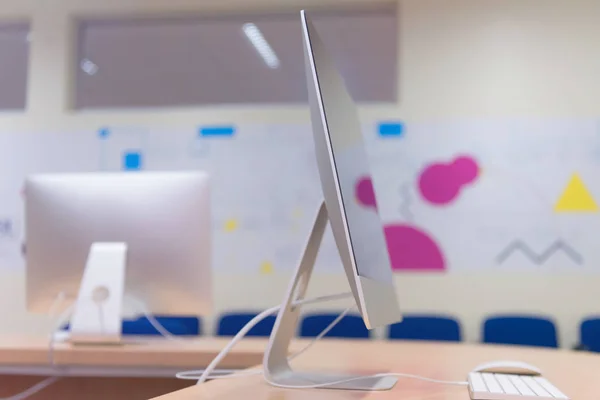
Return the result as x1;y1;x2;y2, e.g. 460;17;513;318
80;58;99;75
242;23;280;69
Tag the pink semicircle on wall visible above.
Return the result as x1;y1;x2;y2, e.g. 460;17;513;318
384;224;446;271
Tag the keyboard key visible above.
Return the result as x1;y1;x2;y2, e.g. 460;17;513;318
481;373;504;394
468;372;570;399
468;373;487;393
534;377;569;399
521;376;551;397
495;374;520;395
508;375;536;396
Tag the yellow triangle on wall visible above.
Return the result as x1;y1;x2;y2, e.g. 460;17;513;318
554;173;599;213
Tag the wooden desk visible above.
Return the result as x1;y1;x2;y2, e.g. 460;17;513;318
154;340;600;400
0;336;281;400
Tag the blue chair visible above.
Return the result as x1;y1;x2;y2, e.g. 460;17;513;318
122;316;201;336
217;312;277;337
388;315;461;342
63;316;201;336
579;318;600;352
299;313;370;339
483;315;558;348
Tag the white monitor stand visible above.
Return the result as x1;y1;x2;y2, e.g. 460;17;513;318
67;242;128;345
263;202;397;391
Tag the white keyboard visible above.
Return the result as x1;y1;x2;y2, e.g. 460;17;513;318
468;372;569;400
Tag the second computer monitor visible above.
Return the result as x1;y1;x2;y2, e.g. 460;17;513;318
25;171;212;317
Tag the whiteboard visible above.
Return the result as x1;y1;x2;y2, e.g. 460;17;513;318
1;119;599;275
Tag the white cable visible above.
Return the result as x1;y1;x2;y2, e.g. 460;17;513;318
48;304;74;366
183;290;469;390
263;372;468;389
0;376;62;400
127;294;265;379
1;294;71;400
41;292;467;392
129;292;352;343
126;295;183;340
176;305;355;381
193;292;353;385
288;305;353;362
176;369;262;380
194;304;278;384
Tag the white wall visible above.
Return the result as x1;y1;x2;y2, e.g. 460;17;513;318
0;0;599;348
401;0;600;119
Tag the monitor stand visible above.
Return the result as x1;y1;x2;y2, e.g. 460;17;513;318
263;201;397;391
67;242;128;345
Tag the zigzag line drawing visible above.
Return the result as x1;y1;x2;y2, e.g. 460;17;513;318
495;239;583;265
398;182;414;222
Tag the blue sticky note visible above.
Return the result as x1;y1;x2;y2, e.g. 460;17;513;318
378;122;404;137
0;219;12;236
123;151;142;170
98;127;110;139
199;126;236;137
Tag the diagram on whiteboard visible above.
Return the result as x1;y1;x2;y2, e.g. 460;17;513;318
1;119;600;274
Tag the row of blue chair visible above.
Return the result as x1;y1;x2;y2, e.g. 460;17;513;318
72;313;600;352
64;316;201;336
215;312;600;351
215;313;461;341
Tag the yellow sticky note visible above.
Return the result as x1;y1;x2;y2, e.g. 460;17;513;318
554;173;599;213
223;219;238;232
259;261;274;275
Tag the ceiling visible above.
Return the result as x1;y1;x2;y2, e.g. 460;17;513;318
75;8;397;109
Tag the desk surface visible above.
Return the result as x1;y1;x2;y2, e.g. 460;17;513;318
0;336;274;371
154;340;600;400
0;336;288;400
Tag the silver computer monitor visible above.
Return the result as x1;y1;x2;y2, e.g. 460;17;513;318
25;171;212;334
302;11;401;329
263;11;402;391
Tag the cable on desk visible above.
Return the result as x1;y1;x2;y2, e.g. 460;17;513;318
263;372;468;389
0;376;62;400
48;304;74;366
4;289;354;400
175;305;355;381
182;292;470;390
1;294;70;400
191;292;354;385
126;295;189;341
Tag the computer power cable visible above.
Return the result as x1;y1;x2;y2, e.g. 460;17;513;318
0;376;62;400
126;295;194;341
0;293;71;400
2;290;353;400
191;291;354;385
263;373;468;389
185;292;469;390
130;293;358;381
175;303;356;381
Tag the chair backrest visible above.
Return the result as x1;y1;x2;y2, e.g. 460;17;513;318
122;316;201;336
580;318;600;352
64;316;202;336
299;313;370;339
216;312;276;337
483;315;558;348
388;315;461;341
